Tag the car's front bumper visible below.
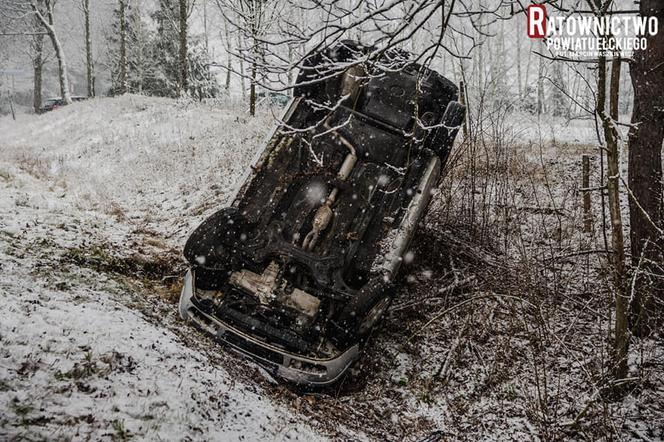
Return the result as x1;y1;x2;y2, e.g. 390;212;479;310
179;269;360;386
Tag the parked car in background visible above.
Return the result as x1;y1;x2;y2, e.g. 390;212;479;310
257;91;291;107
40;96;87;113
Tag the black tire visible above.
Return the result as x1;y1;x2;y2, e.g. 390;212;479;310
294;40;369;104
333;277;392;346
437;100;466;163
184;207;249;270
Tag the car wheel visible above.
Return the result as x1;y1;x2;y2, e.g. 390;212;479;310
184;207;250;268
357;296;391;336
334;277;392;346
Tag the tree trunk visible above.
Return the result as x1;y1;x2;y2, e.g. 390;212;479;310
537;40;545;115
609;58;628;381
83;0;95;97
224;21;232;94
10;76;16;120
516;19;522;101
32;14;44;113
477;12;484;92
599;52;628;381
237;33;246;98
628;0;664;336
134;0;144;93
179;0;189;96
287;44;293;87
524;40;533;101
50;32;71;104
226;55;232;93
33;0;72;104
552;62;567;117
249;58;256;116
118;0;128;94
202;0;208;55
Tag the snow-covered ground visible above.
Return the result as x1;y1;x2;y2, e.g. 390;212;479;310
1;95;661;441
0;96;327;440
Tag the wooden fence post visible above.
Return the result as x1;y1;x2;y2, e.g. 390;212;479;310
459;80;469;140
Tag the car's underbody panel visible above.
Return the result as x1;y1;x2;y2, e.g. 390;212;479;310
179;41;465;385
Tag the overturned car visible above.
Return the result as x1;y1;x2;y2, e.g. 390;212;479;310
179;42;465;386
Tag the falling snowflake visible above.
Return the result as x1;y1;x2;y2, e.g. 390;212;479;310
304;181;327;206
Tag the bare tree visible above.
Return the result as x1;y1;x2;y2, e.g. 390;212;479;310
179;0;189;96
216;0;278;115
628;0;664;336
31;0;72;104
577;0;628;381
0;1;49;110
599;52;628;380
81;0;95;97
525;0;632;381
30;11;44;112
223;19;232;93
537;40;545;115
118;0;129;94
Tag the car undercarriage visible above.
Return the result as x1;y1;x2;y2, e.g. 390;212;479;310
179;41;465;385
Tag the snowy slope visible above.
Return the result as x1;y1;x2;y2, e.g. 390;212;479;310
0;96;329;441
0;95;271;247
3;95;659;441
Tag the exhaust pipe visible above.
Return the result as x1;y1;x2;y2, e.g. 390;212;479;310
302;122;357;251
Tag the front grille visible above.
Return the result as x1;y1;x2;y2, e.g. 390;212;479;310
217;305;311;353
223;331;284;365
188;305;284;365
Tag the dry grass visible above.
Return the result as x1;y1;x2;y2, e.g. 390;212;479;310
15;153;50;180
367;120;663;440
